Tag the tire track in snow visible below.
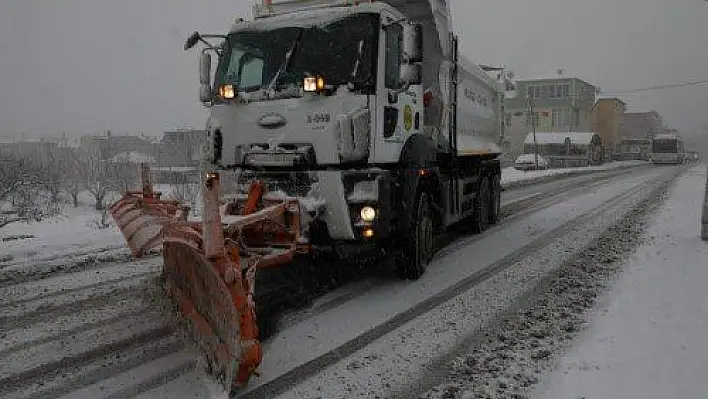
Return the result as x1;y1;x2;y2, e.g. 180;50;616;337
0;253;195;399
275;167;645;330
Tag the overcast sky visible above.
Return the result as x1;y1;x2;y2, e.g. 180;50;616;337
1;0;707;149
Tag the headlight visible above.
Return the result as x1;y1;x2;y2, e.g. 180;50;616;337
303;76;325;92
360;206;376;222
219;84;236;99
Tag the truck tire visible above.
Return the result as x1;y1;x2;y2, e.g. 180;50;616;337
489;173;501;225
396;191;433;280
472;176;490;234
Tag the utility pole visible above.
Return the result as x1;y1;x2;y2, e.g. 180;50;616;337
528;97;539;170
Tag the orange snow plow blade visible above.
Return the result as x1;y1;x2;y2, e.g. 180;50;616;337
109;164;311;389
108;163;188;257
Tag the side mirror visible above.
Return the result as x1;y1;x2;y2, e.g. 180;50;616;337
199;52;211;85
402;22;423;64
185;31;201;51
400;63;422;86
199;52;212;103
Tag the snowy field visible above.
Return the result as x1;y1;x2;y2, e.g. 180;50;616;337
0;191;126;269
0;185;193;270
533;164;708;399
0;161;647;268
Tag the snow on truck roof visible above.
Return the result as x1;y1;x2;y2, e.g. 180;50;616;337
242;4;363;31
245;0;502;90
523;132;600;145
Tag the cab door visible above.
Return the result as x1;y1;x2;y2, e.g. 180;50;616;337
372;17;422;164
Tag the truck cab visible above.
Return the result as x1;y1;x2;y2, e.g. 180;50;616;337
200;1;426;169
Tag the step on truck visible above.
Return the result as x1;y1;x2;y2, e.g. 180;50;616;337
109;0;515;392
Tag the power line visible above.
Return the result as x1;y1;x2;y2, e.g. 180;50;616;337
601;78;708;95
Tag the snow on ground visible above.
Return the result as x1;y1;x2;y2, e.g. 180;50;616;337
533;164;708;399
0;191;125;268
0;184;204;269
501;160;646;186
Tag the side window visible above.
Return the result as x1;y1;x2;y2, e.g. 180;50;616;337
384;24;402;89
225;50;244;81
240;58;264;89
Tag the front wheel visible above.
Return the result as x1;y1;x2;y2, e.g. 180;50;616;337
395;191;434;280
472;176;491;234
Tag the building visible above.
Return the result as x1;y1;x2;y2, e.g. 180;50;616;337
154;129;207;168
591;98;626;159
622;111;664;140
0;140;79;169
523;131;603;167
620;139;651;161
0;140;59;159
504;73;599;161
79;133;155;161
620;111;664;160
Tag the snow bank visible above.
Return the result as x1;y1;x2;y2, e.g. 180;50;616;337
534;164;708;399
501;160;647;189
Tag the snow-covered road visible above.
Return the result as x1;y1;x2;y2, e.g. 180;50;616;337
533;164;708;399
0;164;676;399
254;163;682;399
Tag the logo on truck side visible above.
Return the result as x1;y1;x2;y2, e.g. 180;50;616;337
306;113;331;124
403;105;413;131
306;112;331;131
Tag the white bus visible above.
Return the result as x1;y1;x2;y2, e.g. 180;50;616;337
650;133;685;164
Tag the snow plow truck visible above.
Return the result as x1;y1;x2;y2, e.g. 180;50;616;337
109;0;515;391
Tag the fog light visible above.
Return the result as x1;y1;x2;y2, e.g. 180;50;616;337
360;206;376;222
362;228;374;238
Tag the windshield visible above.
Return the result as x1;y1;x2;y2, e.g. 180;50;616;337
214;13;379;97
652;139;678;153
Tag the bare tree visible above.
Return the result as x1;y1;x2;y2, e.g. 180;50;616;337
0;154;44;228
74;146;117;210
109;153;141;194
64;154;86;208
34;146;72;215
166;172;201;215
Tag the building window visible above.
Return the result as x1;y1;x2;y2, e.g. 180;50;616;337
548;85;558;99
527;85;541;99
526;111;539;127
551;108;571;128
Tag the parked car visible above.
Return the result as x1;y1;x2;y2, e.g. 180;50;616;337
514;154;549;171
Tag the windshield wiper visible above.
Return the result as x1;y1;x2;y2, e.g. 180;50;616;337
266;28;304;93
351;40;364;80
